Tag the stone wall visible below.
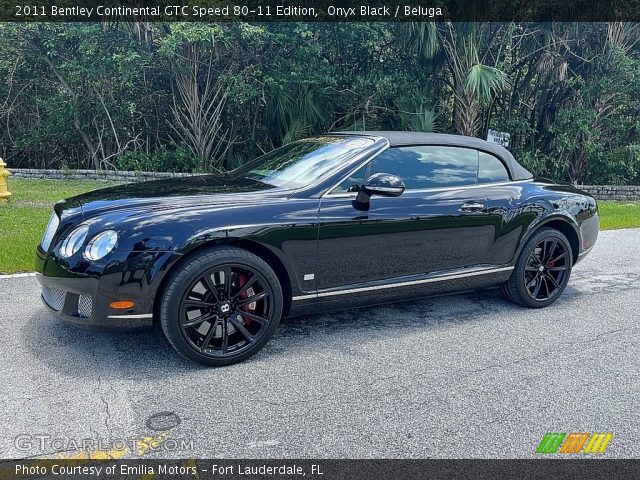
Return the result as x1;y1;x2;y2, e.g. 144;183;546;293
578;185;640;201
8;168;640;201
9;168;199;183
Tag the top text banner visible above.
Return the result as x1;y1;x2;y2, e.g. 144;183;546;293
4;0;640;22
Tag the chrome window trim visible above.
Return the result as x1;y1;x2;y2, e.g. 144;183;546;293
323;179;532;199
291;266;514;301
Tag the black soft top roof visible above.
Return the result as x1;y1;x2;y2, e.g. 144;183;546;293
333;131;533;181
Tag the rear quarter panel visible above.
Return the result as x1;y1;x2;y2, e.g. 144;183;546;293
484;180;598;265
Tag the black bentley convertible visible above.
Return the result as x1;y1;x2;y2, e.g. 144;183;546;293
36;132;599;366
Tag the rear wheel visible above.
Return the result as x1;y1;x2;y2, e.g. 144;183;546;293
502;228;573;308
160;247;283;366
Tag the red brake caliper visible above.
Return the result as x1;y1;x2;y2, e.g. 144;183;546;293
237;274;253;327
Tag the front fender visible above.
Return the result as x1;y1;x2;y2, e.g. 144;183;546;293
97;198;320;300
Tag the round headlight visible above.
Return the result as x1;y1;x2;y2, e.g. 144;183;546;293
59;225;89;258
84;230;118;261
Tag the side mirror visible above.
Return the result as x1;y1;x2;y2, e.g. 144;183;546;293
357;173;405;203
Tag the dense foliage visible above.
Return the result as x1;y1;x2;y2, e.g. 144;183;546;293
1;22;639;184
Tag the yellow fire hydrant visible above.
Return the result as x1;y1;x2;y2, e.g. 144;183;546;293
0;158;11;204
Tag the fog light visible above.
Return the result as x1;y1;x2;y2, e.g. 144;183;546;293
110;301;135;309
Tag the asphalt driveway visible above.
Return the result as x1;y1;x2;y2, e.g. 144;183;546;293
1;228;638;459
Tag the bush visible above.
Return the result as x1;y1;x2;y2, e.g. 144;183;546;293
116;145;202;173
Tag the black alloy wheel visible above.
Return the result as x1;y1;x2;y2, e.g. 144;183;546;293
160;247;283;366
523;237;569;302
501;228;573;308
179;263;273;356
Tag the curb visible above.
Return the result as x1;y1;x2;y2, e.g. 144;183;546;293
0;272;36;279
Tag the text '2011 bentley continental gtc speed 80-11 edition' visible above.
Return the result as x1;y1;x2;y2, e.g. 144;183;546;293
36;132;599;366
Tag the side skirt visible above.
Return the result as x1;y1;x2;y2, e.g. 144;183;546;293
288;265;514;315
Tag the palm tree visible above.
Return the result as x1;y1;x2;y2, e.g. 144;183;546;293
266;84;332;145
405;22;508;137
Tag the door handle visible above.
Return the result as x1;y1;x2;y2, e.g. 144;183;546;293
460;202;486;212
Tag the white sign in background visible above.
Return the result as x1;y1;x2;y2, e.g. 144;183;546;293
487;129;510;147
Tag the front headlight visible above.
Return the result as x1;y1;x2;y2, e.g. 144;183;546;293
41;212;60;251
59;225;89;258
84;230;118;261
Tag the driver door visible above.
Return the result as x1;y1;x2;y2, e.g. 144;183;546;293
315;145;495;304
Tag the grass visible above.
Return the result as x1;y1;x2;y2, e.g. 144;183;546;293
597;201;640;230
0;178;120;274
0;179;639;274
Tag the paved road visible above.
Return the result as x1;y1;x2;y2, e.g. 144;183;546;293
1;228;639;459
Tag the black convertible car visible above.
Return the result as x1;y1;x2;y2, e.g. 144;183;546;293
36;132;599;366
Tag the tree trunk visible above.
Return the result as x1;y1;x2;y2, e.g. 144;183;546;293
40;55;98;169
455;90;480;137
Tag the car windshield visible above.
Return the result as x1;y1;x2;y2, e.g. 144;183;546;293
231;136;374;189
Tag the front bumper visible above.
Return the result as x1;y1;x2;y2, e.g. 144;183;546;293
36;248;177;330
575;211;600;264
36;273;153;329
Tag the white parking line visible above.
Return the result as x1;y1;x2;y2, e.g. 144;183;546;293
0;272;36;279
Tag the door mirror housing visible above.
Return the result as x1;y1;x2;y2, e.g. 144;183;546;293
358;173;405;202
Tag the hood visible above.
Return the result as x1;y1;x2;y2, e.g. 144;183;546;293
59;174;288;219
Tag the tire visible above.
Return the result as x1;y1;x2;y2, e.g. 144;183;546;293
502;227;573;308
160;247;283;366
499;282;516;304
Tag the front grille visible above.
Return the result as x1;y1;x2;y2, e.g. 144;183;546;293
42;285;65;311
41;212;60;251
78;295;93;318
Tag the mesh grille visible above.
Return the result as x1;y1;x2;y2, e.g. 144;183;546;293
41;212;60;251
77;295;93;318
42;285;65;311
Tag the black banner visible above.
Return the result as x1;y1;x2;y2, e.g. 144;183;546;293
2;0;640;22
2;459;640;480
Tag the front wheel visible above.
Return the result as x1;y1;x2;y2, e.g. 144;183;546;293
160;247;283;366
502;228;573;308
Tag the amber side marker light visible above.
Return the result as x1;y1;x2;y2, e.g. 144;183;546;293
110;301;135;309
